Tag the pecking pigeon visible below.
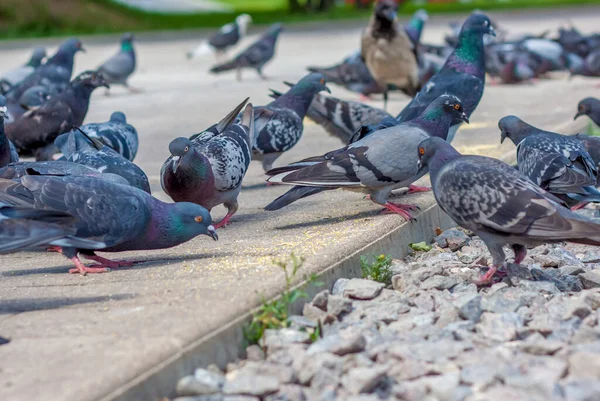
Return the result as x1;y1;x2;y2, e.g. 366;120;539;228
5;38;84;103
268;87;391;144
78;112;138;161
0;96;19;168
5;71;108;161
568;49;600;78
0;203;103;254
417;136;600;285
397;12;495;142
210;23;283;81
575;97;600;126
265;94;469;217
0;174;217;275
0;47;46;91
55;128;150;193
97;33;138;94
499;115;600;209
161;99;254;229
187;14;252;59
361;0;419;108
252;73;330;171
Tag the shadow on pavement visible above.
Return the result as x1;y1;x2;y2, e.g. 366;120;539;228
275;209;378;230
0;293;136;314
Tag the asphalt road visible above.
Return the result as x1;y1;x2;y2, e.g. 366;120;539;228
0;6;599;401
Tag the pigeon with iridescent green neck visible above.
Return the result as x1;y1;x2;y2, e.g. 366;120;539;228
397;12;495;142
265;94;469;217
97;33;138;94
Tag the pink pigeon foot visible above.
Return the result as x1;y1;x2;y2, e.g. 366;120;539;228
571;202;589;211
214;213;234;229
68;257;111;275
473;265;502;286
408;184;431;194
82;254;134;268
381;201;419;221
359;94;371;102
46;246;62;253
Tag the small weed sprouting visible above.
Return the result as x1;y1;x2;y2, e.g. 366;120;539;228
243;253;323;346
360;253;393;284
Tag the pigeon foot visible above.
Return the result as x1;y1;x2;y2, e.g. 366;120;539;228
68;257;111;275
408;184;431;194
359;94;371;102
381;201;419;221
473;265;504;286
82;254;134;268
46;246;62;253
214;213;234;229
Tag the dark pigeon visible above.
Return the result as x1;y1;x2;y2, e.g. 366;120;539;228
5;38;84;102
574;134;600;183
0;47;46;90
6;71;108;161
397;12;495;142
187;14;252;59
499;115;600;209
265;94;469;217
97;33;138;94
0;96;19;168
0;174;217;275
575;97;600;127
78;112;138;161
54;128;150;193
417;136;600;285
210;23;283;81
161;99;254;229
253;73;330;171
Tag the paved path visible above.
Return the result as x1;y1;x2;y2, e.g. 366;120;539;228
0;6;599;401
112;0;231;13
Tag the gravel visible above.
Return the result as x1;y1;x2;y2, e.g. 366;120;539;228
172;228;600;401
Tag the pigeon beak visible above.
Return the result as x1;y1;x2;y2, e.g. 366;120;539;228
79;46;86;53
574;111;583;120
0;106;8;119
488;26;496;37
207;225;218;241
171;156;181;173
500;132;506;144
460;112;469;124
324;85;331;94
416;159;423;173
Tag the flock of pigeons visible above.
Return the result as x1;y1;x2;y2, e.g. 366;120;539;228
1;2;600;285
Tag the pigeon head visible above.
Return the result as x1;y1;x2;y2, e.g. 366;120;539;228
421;94;469;124
575;98;600;120
236;14;253;34
405;9;428;44
28;47;47;67
461;12;495;37
60;38;85;54
374;0;398;24
498;115;537;145
417;136;461;175
168;137;199;174
0;95;7;120
169;202;218;241
110;111;127;123
290;73;331;96
72;71;110;90
266;23;283;38
121;33;135;52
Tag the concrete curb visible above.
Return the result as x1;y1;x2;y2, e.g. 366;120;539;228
101;201;455;401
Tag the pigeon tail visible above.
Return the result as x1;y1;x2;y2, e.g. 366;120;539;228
210;59;239;74
264;185;329;211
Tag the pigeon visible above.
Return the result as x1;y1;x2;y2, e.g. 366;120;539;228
97;33;138;94
252;73;330;171
210;23;283;81
161;99;253;229
0;174;217;274
78;112;138;161
5;38;84;103
265;94;469;217
0;47;46;90
55;128;151;193
361;0;419;108
5;71;108;161
6;85;50;125
404;9;429;48
187;14;252;59
0;96;19;168
268;87;391;144
575;97;600;126
498;52;535;84
0;202;104;255
574;134;600;183
568;49;600;78
396;12;495;143
499;115;600;209
417;136;600;285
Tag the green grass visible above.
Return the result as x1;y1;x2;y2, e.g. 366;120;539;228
360;254;394;285
218;0;287;12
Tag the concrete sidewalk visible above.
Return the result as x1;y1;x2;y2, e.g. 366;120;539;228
0;7;598;401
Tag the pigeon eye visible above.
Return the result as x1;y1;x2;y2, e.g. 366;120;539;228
320;78;325;85
580;105;585;111
419;147;425;155
454;104;460;110
195;216;203;223
184;146;189;152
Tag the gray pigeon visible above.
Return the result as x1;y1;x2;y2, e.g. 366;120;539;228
210;23;283;81
5;71;108;161
0;175;217;275
569;49;600;78
265;94;469;217
269;87;391;144
161;99;254;229
0;96;19;168
55;128;150;193
575;97;600;126
5;38;84;103
397;13;495;143
499;115;600;208
417;136;600;285
0;47;46;90
97;33;138;94
78;112;138;161
253;73;330;171
0;202;103;254
6;85;51;125
187;14;252;59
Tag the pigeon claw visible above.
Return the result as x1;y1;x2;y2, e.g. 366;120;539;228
382;201;418;221
68;257;111;275
407;185;432;194
82;254;134;268
473;265;503;286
